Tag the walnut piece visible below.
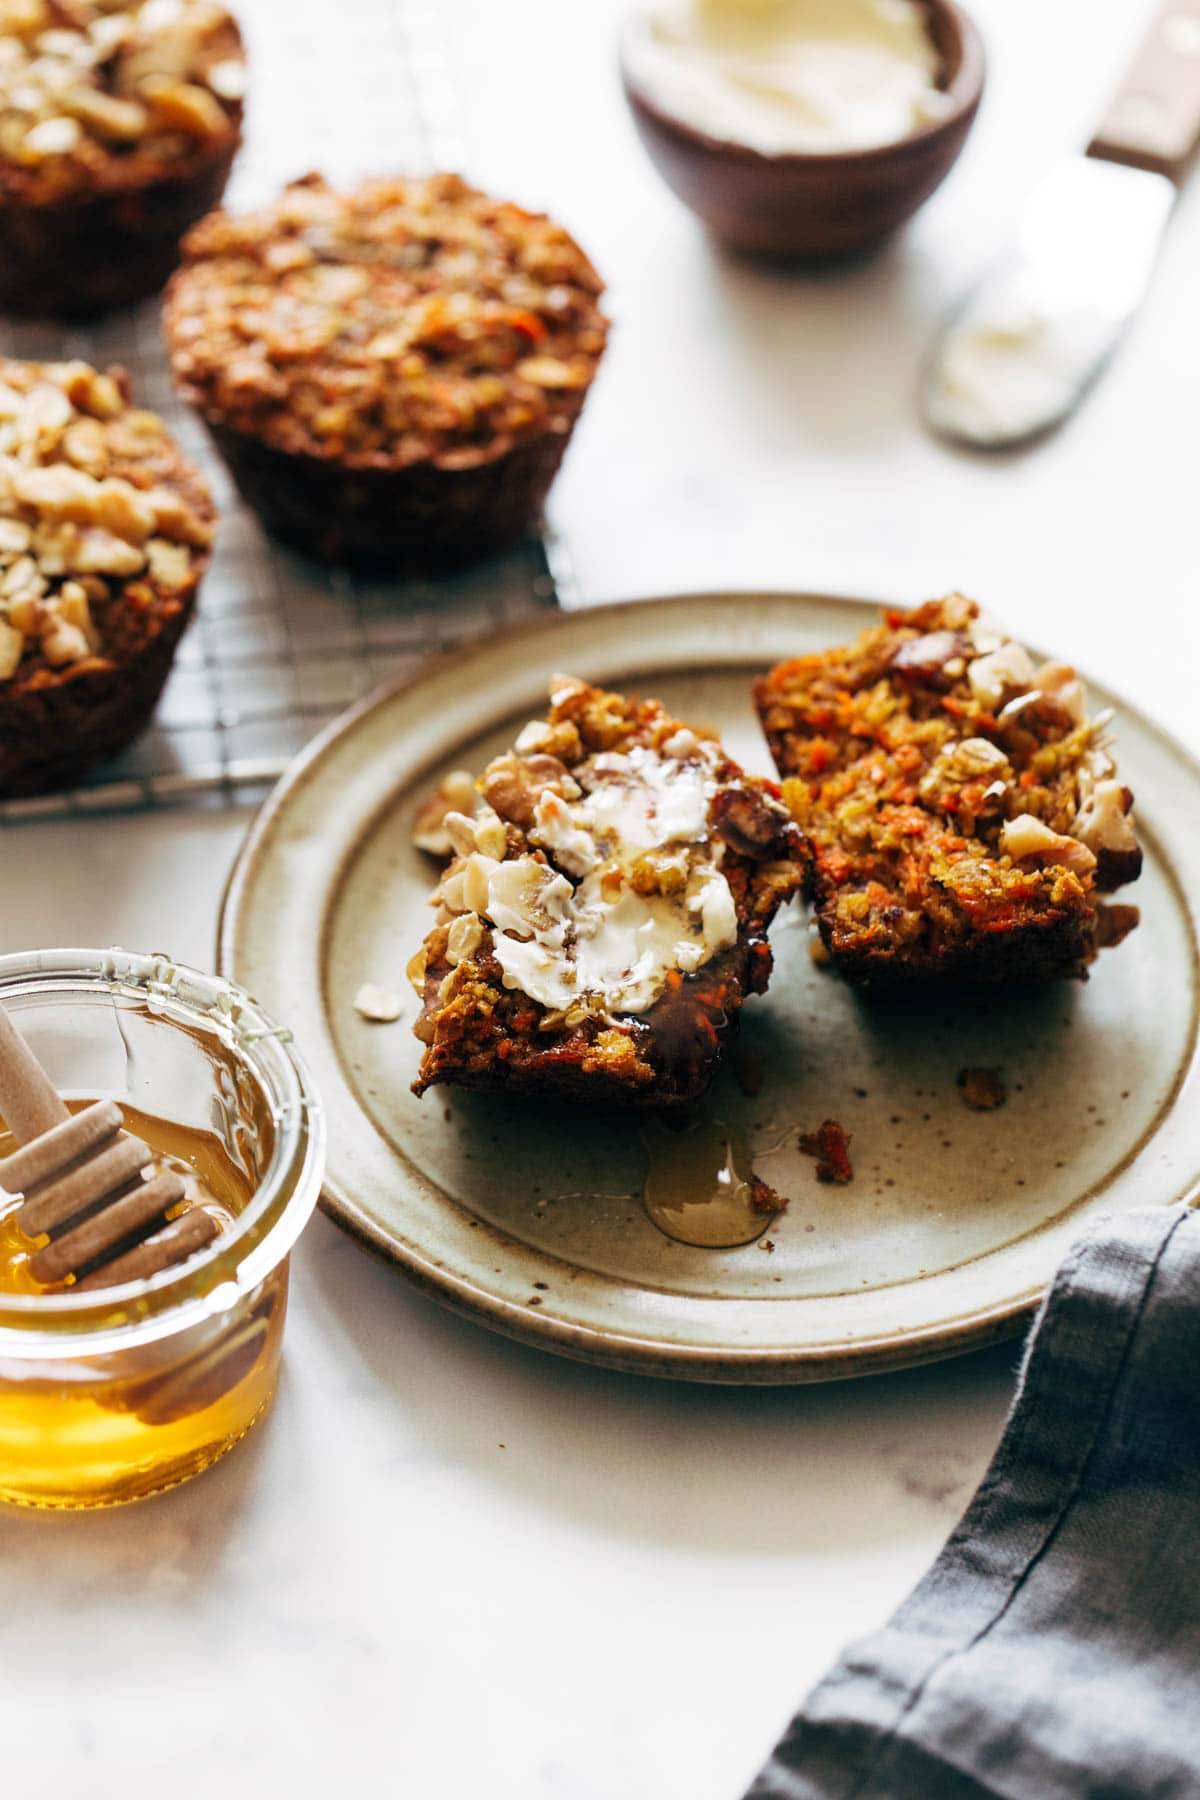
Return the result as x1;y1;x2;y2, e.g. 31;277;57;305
709;783;791;859
412;769;479;858
354;982;404;1023
481;751;579;829
889;630;970;686
1000;813;1096;875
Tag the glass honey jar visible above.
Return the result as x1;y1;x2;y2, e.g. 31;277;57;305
0;947;324;1509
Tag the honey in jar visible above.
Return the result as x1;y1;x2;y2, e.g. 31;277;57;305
0;949;323;1510
0;1105;289;1507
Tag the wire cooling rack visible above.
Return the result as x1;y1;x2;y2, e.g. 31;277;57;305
0;0;575;822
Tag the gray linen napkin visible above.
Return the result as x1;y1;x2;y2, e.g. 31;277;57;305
746;1203;1200;1800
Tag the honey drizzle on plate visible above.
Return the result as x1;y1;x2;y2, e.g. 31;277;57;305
641;1115;778;1247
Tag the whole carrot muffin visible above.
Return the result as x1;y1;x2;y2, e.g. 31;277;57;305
0;355;215;797
410;677;804;1107
0;0;245;318
164;172;609;568
755;595;1142;989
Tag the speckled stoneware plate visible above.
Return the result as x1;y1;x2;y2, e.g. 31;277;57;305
218;593;1200;1383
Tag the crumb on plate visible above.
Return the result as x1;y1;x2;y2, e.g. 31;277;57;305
354;981;403;1023
799;1118;854;1184
957;1066;1007;1110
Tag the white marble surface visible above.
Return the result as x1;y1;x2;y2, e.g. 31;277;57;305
1;2;1195;1795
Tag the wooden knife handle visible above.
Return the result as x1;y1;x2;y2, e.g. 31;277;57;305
1089;0;1200;182
0;1005;69;1147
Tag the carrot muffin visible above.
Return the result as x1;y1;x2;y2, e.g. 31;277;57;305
755;595;1142;988
411;677;803;1106
0;355;215;797
0;0;245;318
164;172;608;568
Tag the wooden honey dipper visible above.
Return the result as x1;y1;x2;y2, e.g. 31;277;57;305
0;1004;220;1293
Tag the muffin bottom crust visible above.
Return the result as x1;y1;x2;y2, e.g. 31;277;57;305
0;137;238;320
205;397;583;571
0;603;192;796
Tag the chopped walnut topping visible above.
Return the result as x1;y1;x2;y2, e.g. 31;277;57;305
445;913;485;966
1034;661;1087;724
968;640;1038;709
1072;779;1137;856
0;356;213;685
1000;813;1096;874
471;805;508;861
709;782;792;858
0;1;243;194
482;750;580;829
889;629;971;686
918;736;1012;814
411;768;480;858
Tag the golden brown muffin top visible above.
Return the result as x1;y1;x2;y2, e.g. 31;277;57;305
164;172;609;469
0;356;214;687
0;0;243;201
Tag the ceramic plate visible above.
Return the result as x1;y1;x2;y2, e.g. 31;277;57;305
219;593;1200;1383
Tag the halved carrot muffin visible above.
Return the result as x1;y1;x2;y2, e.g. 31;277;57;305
755;595;1141;988
411;678;804;1106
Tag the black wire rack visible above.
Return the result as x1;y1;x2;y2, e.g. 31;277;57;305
0;0;573;822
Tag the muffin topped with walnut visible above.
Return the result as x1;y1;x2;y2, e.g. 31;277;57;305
756;595;1142;988
0;355;215;797
164;171;608;568
0;0;245;317
410;677;804;1107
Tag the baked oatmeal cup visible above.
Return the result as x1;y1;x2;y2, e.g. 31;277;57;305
164;172;608;569
410;678;805;1107
0;355;215;797
755;595;1142;989
0;0;245;318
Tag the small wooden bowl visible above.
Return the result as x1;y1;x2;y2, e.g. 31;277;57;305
620;0;985;262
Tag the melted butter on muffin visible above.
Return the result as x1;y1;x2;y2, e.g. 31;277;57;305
435;732;739;1017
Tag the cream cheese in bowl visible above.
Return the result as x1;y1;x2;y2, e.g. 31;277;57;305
625;0;951;156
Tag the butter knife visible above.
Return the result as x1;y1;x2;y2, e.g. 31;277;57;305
923;0;1200;449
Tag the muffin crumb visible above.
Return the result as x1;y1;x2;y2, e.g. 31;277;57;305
957;1067;1007;1111
799;1119;854;1184
749;1173;786;1215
